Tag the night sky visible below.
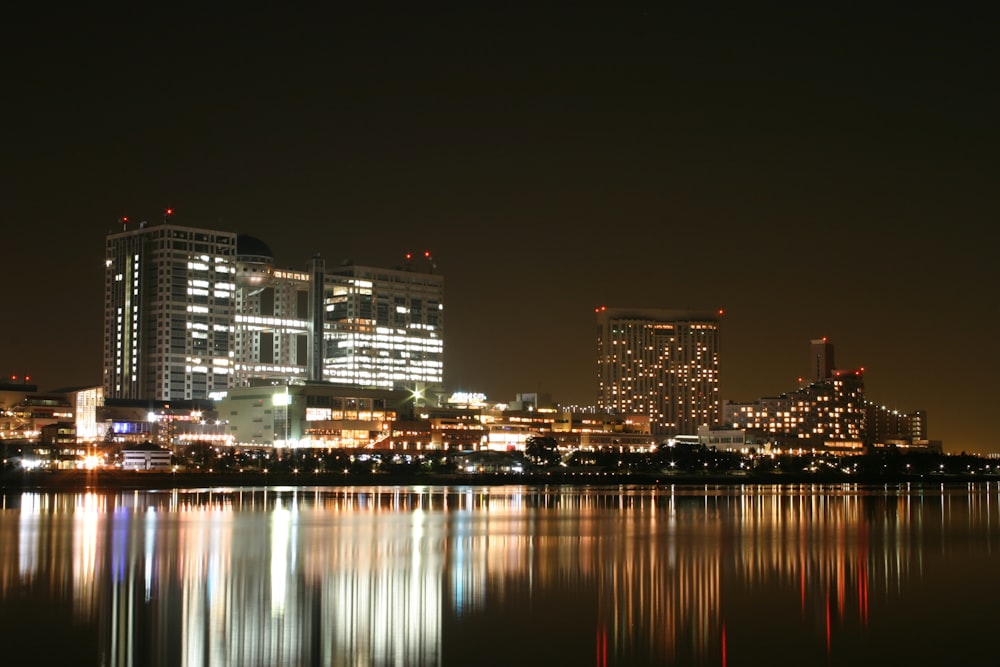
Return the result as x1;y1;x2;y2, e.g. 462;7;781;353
4;7;996;452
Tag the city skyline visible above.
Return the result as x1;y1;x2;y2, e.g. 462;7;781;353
4;8;996;452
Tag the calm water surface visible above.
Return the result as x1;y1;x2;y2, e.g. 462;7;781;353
1;483;998;666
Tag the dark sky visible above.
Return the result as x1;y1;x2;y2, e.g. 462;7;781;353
3;7;997;452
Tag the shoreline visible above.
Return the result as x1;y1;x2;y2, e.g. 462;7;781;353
3;468;997;491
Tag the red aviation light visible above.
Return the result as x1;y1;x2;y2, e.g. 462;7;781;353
718;308;725;316
405;253;413;260
424;251;431;258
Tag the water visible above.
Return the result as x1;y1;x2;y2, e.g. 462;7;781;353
1;482;998;666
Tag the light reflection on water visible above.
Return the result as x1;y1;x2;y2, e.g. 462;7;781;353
1;483;999;666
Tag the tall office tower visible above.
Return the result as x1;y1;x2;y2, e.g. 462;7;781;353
104;218;237;401
107;218;445;401
596;307;721;436
323;260;444;394
810;337;835;381
232;235;312;387
233;248;445;393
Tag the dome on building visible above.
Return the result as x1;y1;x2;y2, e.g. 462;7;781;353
235;234;275;289
236;234;274;260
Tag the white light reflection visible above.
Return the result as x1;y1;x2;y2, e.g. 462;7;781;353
270;496;290;616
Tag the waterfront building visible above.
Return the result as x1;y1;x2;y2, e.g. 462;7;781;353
723;369;865;448
0;378;38;440
96;398;223;447
322;259;444;393
695;425;748;453
217;382;408;449
120;442;173;470
229;235;445;395
596;307;722;436
105;217;444;405
722;339;906;450
864;402;928;445
104;216;238;402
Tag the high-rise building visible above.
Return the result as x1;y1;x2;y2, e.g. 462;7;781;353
105;218;444;403
231;240;444;392
596;307;721;436
104;218;237;402
323;262;444;392
724;339;878;447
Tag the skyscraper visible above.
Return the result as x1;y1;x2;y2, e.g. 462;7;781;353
596;307;721;436
105;218;444;403
104;219;237;402
323;262;444;392
232;241;444;393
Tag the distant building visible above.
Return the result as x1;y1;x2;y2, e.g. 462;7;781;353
97;398;223;448
596;307;722;436
216;382;408;449
104;218;238;402
865;402;927;444
121;443;173;470
696;425;748;453
723;339;925;449
104;217;444;404
723;370;866;448
0;378;38;440
34;422;83;469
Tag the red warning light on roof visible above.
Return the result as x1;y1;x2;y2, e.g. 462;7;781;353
165;208;174;216
424;251;431;258
405;253;412;260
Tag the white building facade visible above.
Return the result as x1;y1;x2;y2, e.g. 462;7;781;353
105;221;444;405
104;219;237;402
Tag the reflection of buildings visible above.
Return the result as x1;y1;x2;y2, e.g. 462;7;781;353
596;307;722;436
2;486;985;665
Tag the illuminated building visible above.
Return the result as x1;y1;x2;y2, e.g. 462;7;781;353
217;382;406;448
721;339;926;449
232;238;444;394
104;215;237;401
322;258;444;392
104;218;444;405
723;372;865;448
596;307;722;436
864;403;929;446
